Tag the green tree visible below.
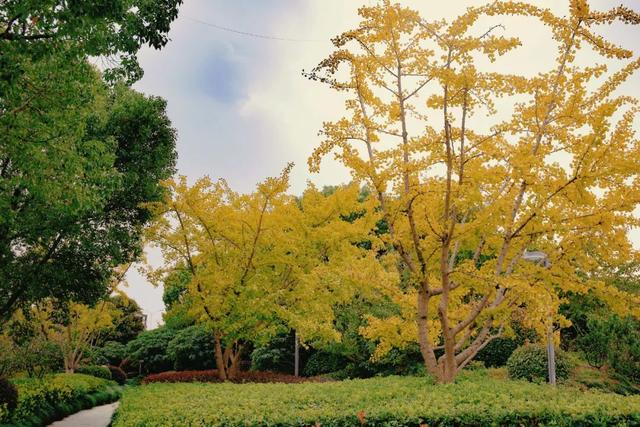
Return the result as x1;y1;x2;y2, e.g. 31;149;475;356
0;72;177;319
126;326;176;374
1;0;183;82
102;294;146;344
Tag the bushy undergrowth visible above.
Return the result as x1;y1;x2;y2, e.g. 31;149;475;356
143;370;328;384
0;373;120;426
112;375;640;426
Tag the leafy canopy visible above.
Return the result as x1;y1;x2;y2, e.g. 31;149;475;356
307;0;640;382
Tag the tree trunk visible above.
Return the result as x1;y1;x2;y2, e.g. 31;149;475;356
214;335;227;381
227;347;242;380
417;285;440;380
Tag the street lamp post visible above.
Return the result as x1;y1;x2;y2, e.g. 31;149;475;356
294;330;300;377
522;250;556;385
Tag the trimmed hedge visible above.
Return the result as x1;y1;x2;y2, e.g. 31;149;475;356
112;376;640;426
1;373;120;426
75;365;112;380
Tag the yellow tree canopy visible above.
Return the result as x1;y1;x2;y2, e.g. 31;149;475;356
145;166;395;378
307;0;640;382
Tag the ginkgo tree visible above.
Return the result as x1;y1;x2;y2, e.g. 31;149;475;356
307;0;640;383
146;166;392;380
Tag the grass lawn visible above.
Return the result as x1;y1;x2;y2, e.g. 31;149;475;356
111;373;640;426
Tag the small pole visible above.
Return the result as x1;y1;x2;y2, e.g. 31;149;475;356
547;322;556;385
294;331;300;377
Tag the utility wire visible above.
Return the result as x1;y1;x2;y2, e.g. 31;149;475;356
184;16;324;43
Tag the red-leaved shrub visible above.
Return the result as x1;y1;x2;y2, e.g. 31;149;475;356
142;370;329;384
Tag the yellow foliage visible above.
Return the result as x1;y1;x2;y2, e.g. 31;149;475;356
307;0;640;382
145;167;396;350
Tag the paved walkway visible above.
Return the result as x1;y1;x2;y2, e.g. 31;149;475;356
48;402;119;427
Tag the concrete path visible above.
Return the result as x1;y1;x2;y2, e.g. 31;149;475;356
48;402;119;427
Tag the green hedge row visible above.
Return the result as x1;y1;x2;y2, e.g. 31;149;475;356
112;375;640;426
0;373;121;427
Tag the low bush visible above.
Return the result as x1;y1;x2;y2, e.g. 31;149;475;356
507;344;572;382
75;365;111;380
1;373;120;426
142;370;328;384
107;365;127;385
112;376;640;426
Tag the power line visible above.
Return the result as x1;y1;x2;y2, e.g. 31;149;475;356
184;16;324;43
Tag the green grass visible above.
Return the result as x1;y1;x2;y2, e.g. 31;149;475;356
0;373;121;427
112;374;640;426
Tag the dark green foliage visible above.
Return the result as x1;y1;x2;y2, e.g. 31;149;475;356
107;365;127;386
475;338;519;368
161;268;196;330
101;295;145;344
562;290;639;388
475;327;537;368
18;339;63;379
506;344;572;382
577;317;611;368
603;316;640;386
251;332;311;374
166;325;216;371
302;352;347;377
94;341;127;366
162;268;191;309
75;366;112;380
126;327;175;374
0;377;18;412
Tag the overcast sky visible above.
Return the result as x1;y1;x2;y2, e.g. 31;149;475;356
121;0;640;328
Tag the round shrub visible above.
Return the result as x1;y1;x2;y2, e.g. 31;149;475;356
126;327;176;374
94;341;127;366
107;365;127;385
167;325;216;371
506;344;571;382
76;365;112;380
0;377;18;412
